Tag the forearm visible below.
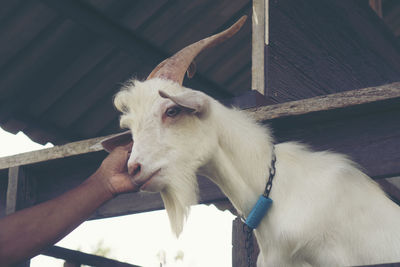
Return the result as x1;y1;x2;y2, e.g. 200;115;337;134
0;172;112;265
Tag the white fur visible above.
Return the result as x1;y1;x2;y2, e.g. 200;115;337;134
114;78;400;266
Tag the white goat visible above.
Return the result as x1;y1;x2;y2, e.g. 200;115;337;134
102;16;400;266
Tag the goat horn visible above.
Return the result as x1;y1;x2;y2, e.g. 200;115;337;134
146;15;247;84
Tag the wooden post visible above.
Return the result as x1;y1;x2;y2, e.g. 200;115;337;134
232;217;260;267
252;0;267;95
6;166;36;267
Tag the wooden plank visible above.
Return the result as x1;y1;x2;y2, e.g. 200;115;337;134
232;217;259;267
267;0;400;102
251;0;266;95
6;167;20;215
0;135;107;170
1;82;399;170
0;169;8;218
248;82;400;122
42;246;141;267
6;166;34;267
6;166;36;214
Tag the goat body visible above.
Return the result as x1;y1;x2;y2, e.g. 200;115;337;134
107;78;400;266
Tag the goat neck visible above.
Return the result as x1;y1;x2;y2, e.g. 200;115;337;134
200;103;275;218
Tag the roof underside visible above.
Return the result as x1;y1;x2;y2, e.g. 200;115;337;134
0;0;252;145
0;0;399;145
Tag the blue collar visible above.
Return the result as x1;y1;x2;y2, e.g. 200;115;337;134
244;147;276;229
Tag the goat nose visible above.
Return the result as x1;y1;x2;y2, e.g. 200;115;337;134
128;162;141;177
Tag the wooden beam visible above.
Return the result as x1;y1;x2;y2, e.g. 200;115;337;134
248;81;400;122
42;246;140;267
251;0;266;95
0;135;107;170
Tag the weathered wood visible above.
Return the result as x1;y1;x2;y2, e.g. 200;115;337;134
6;166;34;267
6;167;21;215
248;82;400;122
0;135;108;170
5;166;34;215
251;0;266;95
267;0;400;102
42;246;140;267
0;169;8;218
232;217;259;267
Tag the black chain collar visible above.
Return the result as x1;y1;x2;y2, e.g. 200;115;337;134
243;146;276;267
263;149;276;198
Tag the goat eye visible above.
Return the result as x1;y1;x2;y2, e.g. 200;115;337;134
165;106;181;117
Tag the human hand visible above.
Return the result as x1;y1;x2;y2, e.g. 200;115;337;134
93;142;139;196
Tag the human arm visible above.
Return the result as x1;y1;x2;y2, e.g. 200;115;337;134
0;142;136;265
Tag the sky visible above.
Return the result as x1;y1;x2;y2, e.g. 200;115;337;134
0;127;235;267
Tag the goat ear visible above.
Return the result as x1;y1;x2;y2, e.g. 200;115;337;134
159;90;209;115
100;130;132;153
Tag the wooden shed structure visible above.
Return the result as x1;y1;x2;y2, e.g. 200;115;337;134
1;0;400;266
